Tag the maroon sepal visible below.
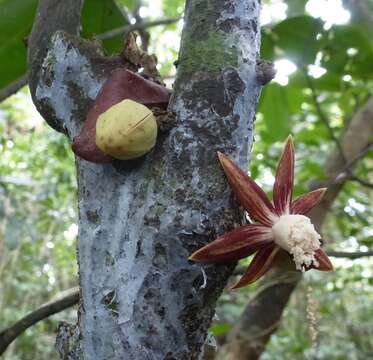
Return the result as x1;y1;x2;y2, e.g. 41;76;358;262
189;225;273;263
307;248;334;272
72;68;170;163
231;244;279;289
291;188;327;215
217;152;277;227
273;135;294;215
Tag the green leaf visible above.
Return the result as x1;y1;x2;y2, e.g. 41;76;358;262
286;0;307;17
162;0;185;18
81;0;130;55
209;323;233;336
258;83;292;141
271;16;324;65
116;0;137;12
0;0;129;92
321;25;373;79
261;29;275;60
288;72;342;91
0;0;38;90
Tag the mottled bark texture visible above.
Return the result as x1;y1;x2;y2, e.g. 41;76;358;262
27;0;84;133
216;97;373;360
28;0;263;359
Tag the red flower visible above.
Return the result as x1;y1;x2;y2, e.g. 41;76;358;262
189;136;333;289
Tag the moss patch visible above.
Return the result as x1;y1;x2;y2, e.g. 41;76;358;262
178;32;239;76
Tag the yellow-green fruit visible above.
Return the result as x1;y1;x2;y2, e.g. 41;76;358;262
96;99;158;160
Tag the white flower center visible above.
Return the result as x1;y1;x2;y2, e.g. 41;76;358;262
271;214;321;271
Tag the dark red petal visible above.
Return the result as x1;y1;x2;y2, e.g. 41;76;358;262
218;152;277;226
309;248;334;272
72;68;170;163
231;244;280;289
189;225;274;263
273;135;294;215
291;188;327;215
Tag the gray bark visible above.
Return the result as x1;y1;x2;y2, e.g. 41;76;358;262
28;0;263;358
216;97;373;360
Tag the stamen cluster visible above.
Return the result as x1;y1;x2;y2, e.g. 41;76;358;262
272;215;321;271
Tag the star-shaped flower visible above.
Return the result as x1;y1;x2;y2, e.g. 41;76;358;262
189;136;333;289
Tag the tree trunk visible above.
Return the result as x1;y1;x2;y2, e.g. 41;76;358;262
28;0;263;358
216;97;373;360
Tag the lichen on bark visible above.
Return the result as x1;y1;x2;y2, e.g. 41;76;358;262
178;31;239;76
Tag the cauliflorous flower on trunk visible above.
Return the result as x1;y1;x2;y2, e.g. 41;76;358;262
189;136;333;289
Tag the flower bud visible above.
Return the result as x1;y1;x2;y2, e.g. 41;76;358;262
96;99;157;160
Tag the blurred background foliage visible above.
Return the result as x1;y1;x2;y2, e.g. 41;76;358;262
0;0;372;359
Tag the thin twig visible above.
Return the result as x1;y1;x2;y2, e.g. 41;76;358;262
304;71;373;189
344;143;373;169
2;19;181;102
97;17;182;41
0;18;181;101
232;250;373;275
0;288;79;355
327;250;373;259
0;74;28;103
303;70;347;164
133;0;150;51
326;143;373;187
349;176;373;189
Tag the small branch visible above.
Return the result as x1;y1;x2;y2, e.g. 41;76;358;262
348;175;373;189
345;143;373;168
97;17;181;41
0;74;28;103
327;143;373;187
303;70;348;164
327;250;373;259
0;18;180;102
133;0;150;51
304;71;373;189
0;175;39;187
0;288;79;355
28;0;84;133
232;249;373;275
